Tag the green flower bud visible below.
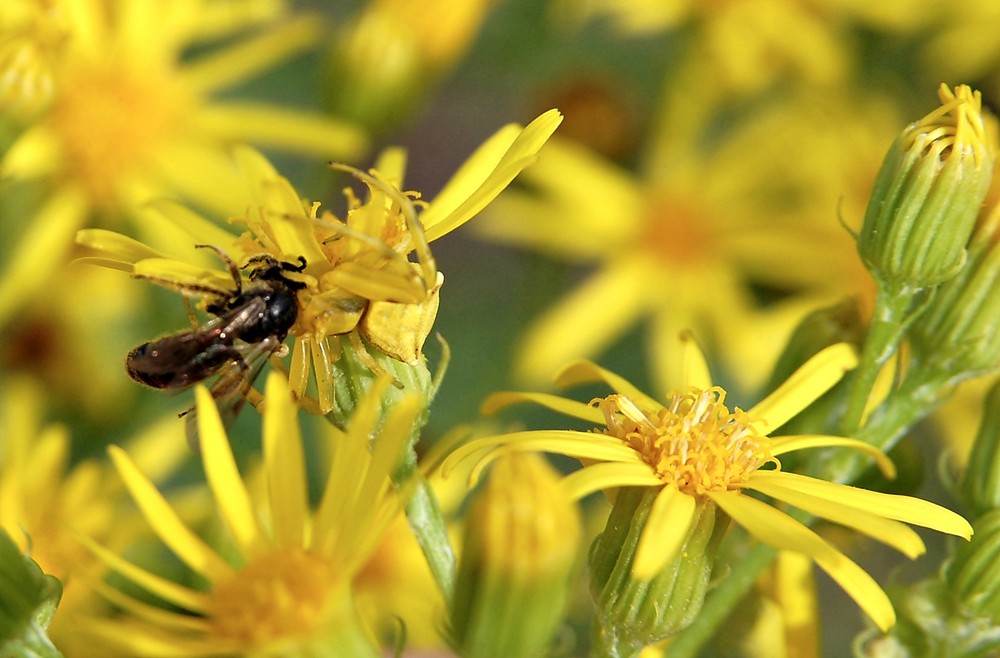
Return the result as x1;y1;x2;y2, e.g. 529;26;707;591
326;332;437;434
946;509;1000;620
450;453;580;658
0;531;63;658
959;380;1000;517
908;202;1000;379
589;487;723;656
328;333;458;597
857;511;1000;657
857;84;996;293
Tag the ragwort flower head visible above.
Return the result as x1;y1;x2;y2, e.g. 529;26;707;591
444;335;973;631
0;0;367;327
475;88;904;394
76;110;562;415
3;0;365;213
0;376;190;657
78;372;420;657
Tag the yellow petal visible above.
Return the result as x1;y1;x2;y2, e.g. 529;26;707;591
2;124;60;178
422;109;564;242
482;136;644;243
710;490;896;632
288;337;311;403
328;261;426;303
633;484;698;579
373;147;408;186
311;336;336;414
84;617;225;657
312;377;392;550
753;471;973;540
74;530;209;614
108;446;233;579
559;461;663;500
749;343;858;432
262;373;308;549
144;199;244;255
769;435;896;479
441;431;641;486
132;258;234;295
480;391;605;424
0;186;87;326
338;393;421;565
181;14;323;94
515;258;654;384
748;472;926;558
555;360;660;410
93;580;212;632
234;146;327;264
772;552;821;658
146;137;253;218
677;329;713;391
76;228;164;264
195;102;367;159
196;386;265;556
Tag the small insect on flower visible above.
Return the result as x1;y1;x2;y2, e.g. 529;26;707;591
125;245;306;448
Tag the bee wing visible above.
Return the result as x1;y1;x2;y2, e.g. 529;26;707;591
183;335;286;451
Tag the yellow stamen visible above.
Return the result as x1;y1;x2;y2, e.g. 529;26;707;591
596;388;773;495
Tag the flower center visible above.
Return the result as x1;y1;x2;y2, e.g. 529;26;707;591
49;62;183;207
638;197;714;267
597;389;772;495
208;548;342;647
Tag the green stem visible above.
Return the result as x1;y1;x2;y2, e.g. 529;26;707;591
824;366;954;485
663;543;776;658
393;442;456;604
838;283;918;435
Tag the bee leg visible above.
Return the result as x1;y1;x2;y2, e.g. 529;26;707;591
195;244;242;296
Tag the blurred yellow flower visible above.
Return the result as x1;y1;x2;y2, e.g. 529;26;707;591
79;372;421;656
0;0;67;119
477;89;898;392
353;510;447;649
921;0;1000;83
0;375;190;657
0;0;367;327
328;0;494;132
0;264;143;420
77;110;562;414
551;0;850;92
443;335;973;631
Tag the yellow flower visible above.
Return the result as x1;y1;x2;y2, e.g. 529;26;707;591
550;0;850;92
0;0;367;327
0;0;67;119
921;0;1000;83
0;375;190;657
476;89;899;392
78;372;422;656
76;110;562;414
328;0;493;132
443;335;973;631
0;264;144;421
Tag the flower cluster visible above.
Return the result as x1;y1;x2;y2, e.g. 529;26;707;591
5;4;1000;658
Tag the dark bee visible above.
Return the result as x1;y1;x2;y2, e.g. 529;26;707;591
126;245;306;447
